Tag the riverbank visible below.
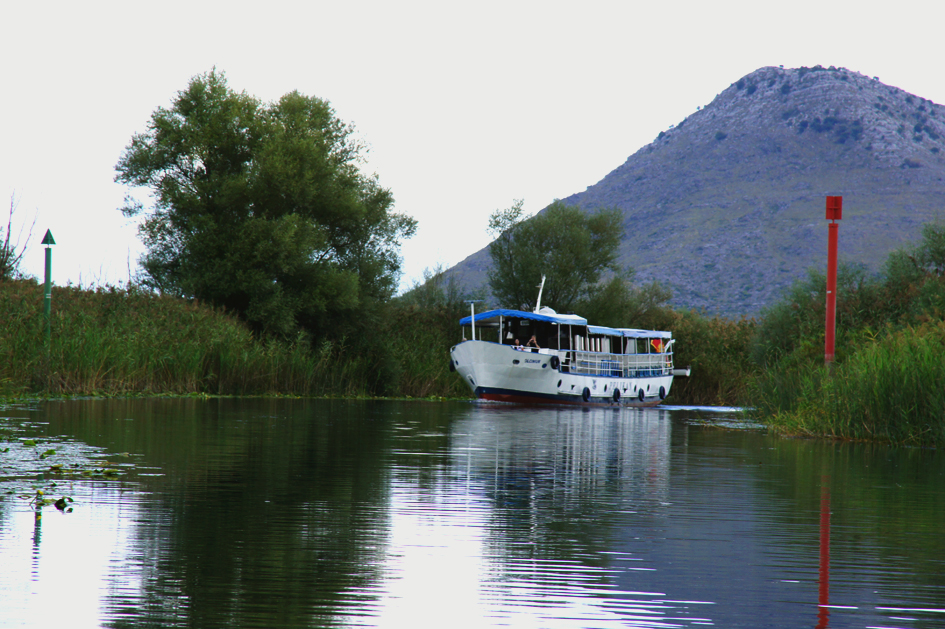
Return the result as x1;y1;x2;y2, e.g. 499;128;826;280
746;221;945;447
750;322;945;446
0;280;366;398
0;278;751;406
7;273;945;446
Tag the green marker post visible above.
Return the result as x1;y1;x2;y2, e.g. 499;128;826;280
41;229;55;344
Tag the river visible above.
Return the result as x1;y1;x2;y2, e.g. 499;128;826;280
1;399;943;628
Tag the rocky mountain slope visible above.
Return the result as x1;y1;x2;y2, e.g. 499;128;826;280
448;65;945;317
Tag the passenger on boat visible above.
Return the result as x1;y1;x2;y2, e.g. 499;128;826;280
526;336;540;350
513;339;524;350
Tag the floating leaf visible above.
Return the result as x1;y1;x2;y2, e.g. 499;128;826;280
39;449;56;459
22;440;36;447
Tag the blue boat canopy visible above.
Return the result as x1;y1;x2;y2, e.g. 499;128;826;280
618;328;672;339
459;308;587;327
587;325;672;339
587;324;622;336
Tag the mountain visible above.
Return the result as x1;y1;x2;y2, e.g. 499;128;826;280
447;65;945;317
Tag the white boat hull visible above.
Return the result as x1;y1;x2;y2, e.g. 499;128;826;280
450;340;674;407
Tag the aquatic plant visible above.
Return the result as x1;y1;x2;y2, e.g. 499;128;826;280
759;323;945;445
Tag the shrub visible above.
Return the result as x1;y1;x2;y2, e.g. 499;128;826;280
715;131;728;141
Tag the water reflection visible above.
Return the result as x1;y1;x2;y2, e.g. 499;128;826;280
1;400;945;628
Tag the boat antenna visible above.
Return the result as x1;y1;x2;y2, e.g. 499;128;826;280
533;275;546;313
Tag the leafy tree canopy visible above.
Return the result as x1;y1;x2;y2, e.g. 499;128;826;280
116;70;416;338
487;199;664;320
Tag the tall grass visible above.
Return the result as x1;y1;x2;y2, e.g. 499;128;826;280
386;269;473;399
0;276;758;405
0;280;376;397
748;223;945;445
636;307;758;406
755;323;945;445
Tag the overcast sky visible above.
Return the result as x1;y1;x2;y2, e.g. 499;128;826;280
3;1;945;292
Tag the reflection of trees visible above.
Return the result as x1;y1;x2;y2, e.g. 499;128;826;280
27;398;945;627
39;398;402;628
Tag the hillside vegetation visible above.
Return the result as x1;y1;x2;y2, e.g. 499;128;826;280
448;65;945;317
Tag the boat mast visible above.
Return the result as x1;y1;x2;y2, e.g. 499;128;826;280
466;299;483;340
533;275;546;313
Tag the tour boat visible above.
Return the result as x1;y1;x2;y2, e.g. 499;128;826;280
449;288;687;407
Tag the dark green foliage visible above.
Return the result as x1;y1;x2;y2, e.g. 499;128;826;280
0;280;327;396
746;83;757;95
754;324;945;445
751;263;885;368
715;131;727;141
487;200;624;312
642;307;757;406
0;278;466;399
388;269;477;398
575;270;672;329
115;70;416;342
750;221;945;444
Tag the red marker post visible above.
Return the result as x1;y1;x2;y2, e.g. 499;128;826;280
825;196;842;366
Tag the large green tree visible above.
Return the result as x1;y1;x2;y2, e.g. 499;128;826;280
115;70;416;338
487;200;623;312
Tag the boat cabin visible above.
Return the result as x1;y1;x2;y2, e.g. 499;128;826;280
459;307;673;378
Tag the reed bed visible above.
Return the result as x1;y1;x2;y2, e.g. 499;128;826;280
0;280;376;397
756;322;945;445
0;278;758;405
637;308;758;406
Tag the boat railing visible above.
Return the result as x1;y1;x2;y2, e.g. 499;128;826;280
564;350;673;377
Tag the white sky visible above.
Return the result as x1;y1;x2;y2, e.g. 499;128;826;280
3;1;945;292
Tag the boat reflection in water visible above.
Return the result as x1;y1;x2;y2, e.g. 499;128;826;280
375;404;716;628
4;398;944;628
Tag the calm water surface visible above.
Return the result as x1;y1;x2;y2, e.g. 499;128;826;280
1;399;944;628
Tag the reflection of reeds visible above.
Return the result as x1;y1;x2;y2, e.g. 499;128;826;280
755;322;945;445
